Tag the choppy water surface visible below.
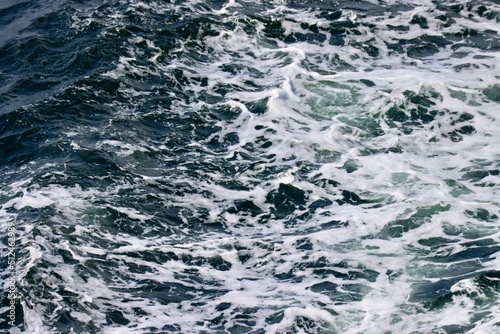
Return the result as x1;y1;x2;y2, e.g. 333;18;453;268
1;0;499;333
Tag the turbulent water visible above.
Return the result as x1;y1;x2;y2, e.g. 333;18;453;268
1;0;499;333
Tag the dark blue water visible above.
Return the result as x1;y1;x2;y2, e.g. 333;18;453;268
1;0;500;333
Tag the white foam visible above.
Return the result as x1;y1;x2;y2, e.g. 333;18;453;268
4;0;499;332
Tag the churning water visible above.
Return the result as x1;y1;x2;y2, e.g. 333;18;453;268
1;0;499;333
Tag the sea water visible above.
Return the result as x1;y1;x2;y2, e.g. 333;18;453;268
0;0;499;333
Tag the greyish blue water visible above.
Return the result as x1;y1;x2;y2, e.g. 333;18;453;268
0;0;499;333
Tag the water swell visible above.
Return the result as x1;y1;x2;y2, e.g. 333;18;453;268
1;0;499;333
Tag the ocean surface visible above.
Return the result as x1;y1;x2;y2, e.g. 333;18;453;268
0;0;499;333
